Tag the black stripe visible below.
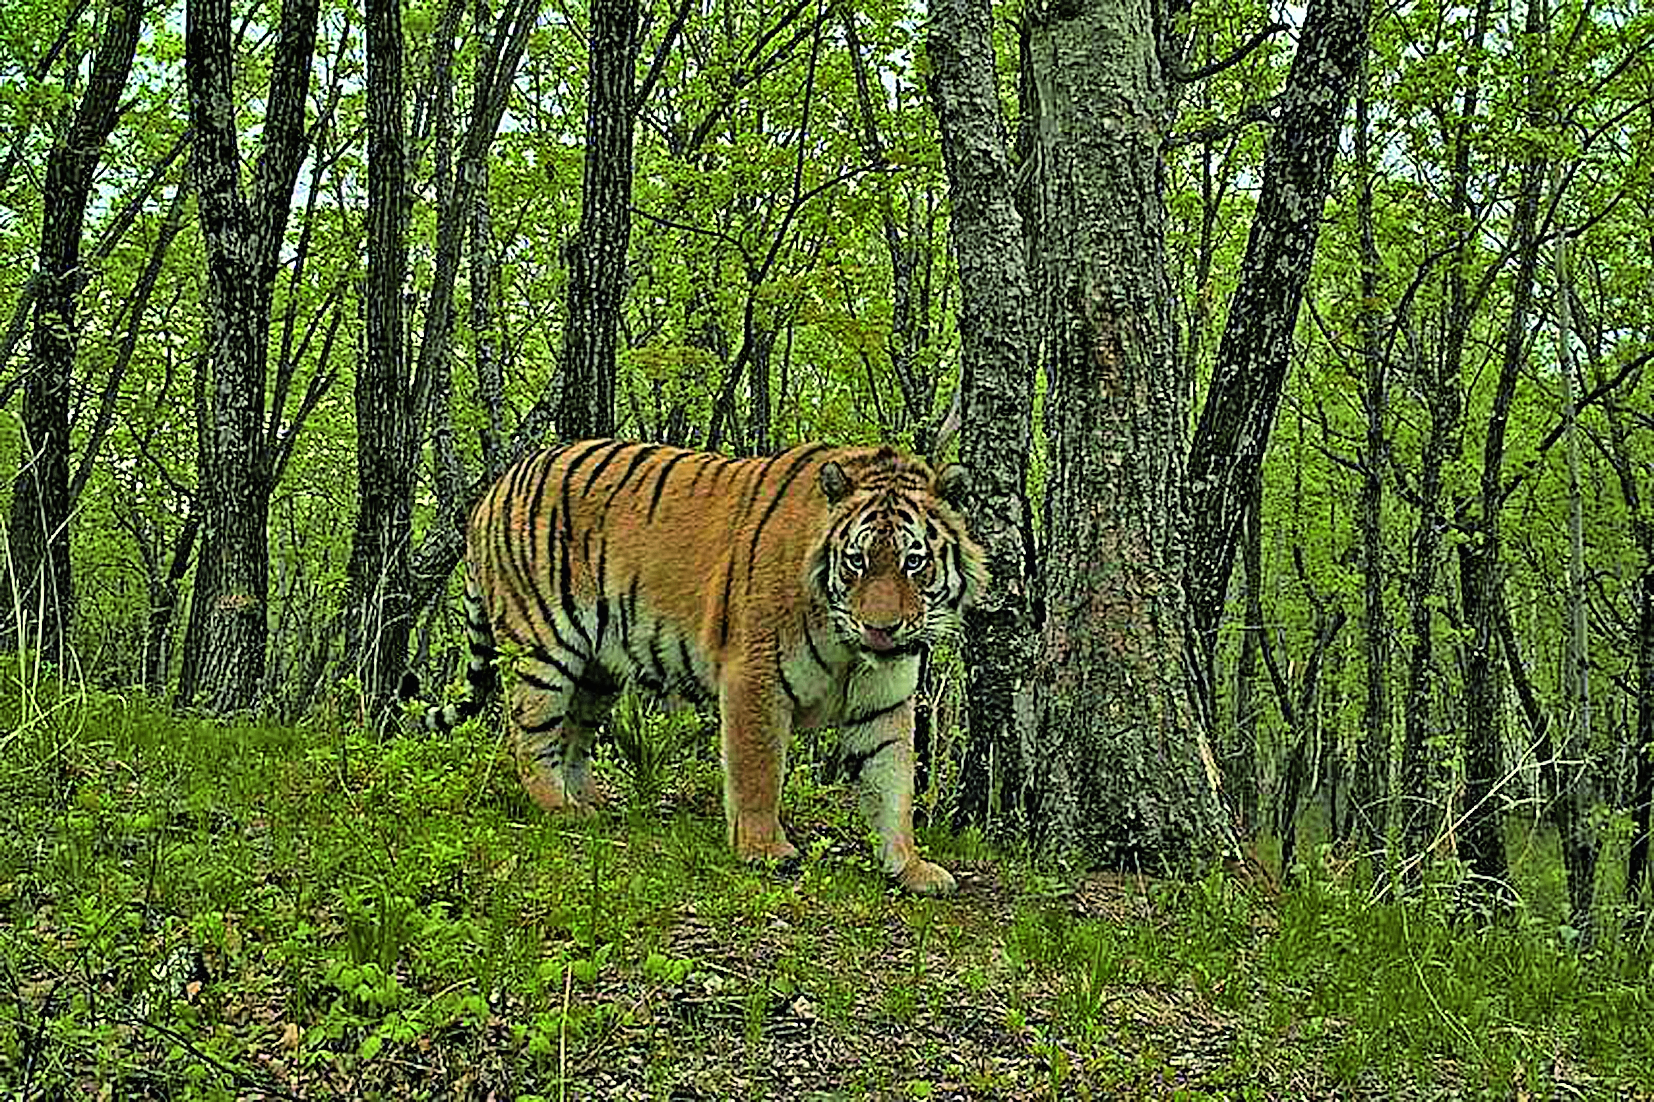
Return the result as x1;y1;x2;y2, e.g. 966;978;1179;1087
560;440;614;550
839;737;899;782
716;553;738;646
519;668;566;692
558;523;594;650
745;444;832;579
777;660;801;708
803;616;832;674
647;451;695;523
739;453;787;519
517;712;567;735
581;439;630;496
646;627;671;688
602;444;663;513
522;454;559;579
529;646;580;682
593;535;610;652
620;573;641;649
845;699;906;728
676;636;704;700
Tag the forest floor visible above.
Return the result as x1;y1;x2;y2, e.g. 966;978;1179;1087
2;685;1651;1100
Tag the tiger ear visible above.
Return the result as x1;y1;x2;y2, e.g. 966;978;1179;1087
934;463;970;507
820;460;853;505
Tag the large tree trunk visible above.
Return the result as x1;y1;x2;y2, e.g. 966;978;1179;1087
1023;0;1227;866
344;0;413;719
181;0;319;712
557;0;640;439
5;0;142;666
1181;0;1369;718
926;0;1040;835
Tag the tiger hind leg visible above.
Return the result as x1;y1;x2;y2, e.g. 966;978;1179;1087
509;652;613;815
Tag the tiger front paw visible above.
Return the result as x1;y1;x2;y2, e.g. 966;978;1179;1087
521;768;598;817
731;814;799;866
895;859;958;896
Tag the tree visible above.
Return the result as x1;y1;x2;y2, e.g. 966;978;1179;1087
179;0;320;711
5;0;142;665
343;0;412;719
1022;0;1228;866
555;0;641;439
926;0;1040;834
1182;0;1370;722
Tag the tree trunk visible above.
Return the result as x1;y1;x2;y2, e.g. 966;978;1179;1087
1459;0;1550;896
1400;0;1491;873
344;0;413;719
1182;0;1370;716
1352;43;1389;872
182;0;319;712
1023;0;1228;867
1232;472;1264;834
471;0;505;480
1631;571;1654;902
926;0;1040;835
1551;164;1598;934
557;0;640;439
5;0;142;666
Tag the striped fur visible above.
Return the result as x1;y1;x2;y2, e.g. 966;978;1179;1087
405;438;986;894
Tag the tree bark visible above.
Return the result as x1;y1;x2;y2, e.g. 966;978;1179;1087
1352;42;1390;872
5;0;142;666
1550;161;1598;934
556;0;641;439
344;0;414;719
1458;0;1548;887
1400;0;1491;871
926;0;1040;835
1182;0;1370;718
1232;472;1264;835
180;0;319;712
1023;0;1228;867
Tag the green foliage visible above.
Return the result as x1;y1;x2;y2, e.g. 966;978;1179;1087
1;688;1649;1096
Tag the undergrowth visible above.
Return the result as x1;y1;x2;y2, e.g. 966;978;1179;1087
1;681;1650;1099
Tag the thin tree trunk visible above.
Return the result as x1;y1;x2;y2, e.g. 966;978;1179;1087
1351;40;1390;873
1232;471;1264;835
1182;0;1369;723
1401;0;1491;873
1024;0;1228;866
1551;163;1598;935
5;0;142;665
926;0;1040;835
1631;571;1654;902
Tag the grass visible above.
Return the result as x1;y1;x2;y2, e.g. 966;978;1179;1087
1;681;1651;1100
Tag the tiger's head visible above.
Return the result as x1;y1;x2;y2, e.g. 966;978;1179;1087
809;447;987;659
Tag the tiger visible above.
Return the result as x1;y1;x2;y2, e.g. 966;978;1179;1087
403;438;987;894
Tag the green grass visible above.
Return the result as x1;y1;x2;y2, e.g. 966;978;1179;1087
2;683;1650;1100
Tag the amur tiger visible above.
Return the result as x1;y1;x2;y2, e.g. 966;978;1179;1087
404;438;986;894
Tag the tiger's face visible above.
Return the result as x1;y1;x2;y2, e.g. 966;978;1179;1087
811;449;986;660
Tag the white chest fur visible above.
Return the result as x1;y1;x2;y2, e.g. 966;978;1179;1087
782;616;919;731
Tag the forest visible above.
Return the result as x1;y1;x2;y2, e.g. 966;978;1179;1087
2;0;1653;1094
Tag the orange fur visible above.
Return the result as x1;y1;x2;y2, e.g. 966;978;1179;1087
413;439;986;894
